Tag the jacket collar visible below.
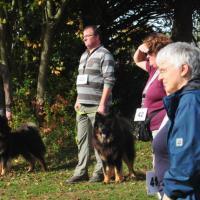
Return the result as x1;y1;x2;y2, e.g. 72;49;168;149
163;77;200;120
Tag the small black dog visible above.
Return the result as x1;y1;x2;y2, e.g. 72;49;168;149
92;112;135;183
0;116;47;175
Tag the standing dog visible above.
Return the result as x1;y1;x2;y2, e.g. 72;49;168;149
0;116;47;175
92;112;135;183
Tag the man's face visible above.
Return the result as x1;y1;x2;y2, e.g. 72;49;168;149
83;28;100;50
158;62;188;95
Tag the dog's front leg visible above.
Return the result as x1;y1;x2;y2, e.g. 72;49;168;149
114;161;124;183
114;168;124;183
1;157;8;175
103;164;112;184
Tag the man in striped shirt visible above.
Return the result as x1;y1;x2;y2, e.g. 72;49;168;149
66;25;115;183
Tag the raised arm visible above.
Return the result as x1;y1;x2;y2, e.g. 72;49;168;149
133;43;149;71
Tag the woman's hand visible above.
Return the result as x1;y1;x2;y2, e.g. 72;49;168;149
138;43;149;53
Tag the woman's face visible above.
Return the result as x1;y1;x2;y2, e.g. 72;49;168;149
147;52;157;67
158;62;189;95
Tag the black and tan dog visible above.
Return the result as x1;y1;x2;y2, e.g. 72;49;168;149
92;112;135;183
0;116;47;175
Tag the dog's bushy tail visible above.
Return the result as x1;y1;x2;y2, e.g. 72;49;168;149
28;124;46;155
17;123;46;155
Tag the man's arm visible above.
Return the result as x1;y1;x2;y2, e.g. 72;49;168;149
97;86;112;114
98;52;115;114
74;96;81;111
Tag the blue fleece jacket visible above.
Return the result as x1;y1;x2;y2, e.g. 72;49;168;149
163;79;200;200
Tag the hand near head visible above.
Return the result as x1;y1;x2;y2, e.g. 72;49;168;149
133;43;149;71
138;43;149;53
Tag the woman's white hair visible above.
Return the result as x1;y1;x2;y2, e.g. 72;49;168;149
156;42;200;78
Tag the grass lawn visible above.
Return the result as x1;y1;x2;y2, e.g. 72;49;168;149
0;141;158;200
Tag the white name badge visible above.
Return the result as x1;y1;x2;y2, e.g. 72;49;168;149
146;171;159;195
76;74;88;85
134;108;148;121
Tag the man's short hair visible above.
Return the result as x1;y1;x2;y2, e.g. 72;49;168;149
83;25;101;37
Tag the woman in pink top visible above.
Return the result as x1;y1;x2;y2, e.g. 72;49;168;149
133;33;172;200
133;33;172;137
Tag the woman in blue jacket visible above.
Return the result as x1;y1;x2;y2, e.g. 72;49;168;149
156;42;200;200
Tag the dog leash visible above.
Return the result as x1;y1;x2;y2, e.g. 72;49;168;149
76;110;96;115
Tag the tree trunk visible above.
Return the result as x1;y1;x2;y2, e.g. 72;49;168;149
34;1;68;125
36;0;68;104
171;0;193;42
35;23;54;126
0;24;9;67
36;23;54;104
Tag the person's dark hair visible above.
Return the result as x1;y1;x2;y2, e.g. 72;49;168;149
83;25;101;38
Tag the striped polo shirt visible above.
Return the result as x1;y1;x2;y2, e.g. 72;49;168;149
76;45;115;105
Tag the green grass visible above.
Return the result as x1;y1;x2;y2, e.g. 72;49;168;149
0;141;157;200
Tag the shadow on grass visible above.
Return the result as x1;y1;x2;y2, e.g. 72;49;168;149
6;135;147;182
45;143;147;182
48;147;98;172
46;144;78;171
7;143;96;173
134;171;146;181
